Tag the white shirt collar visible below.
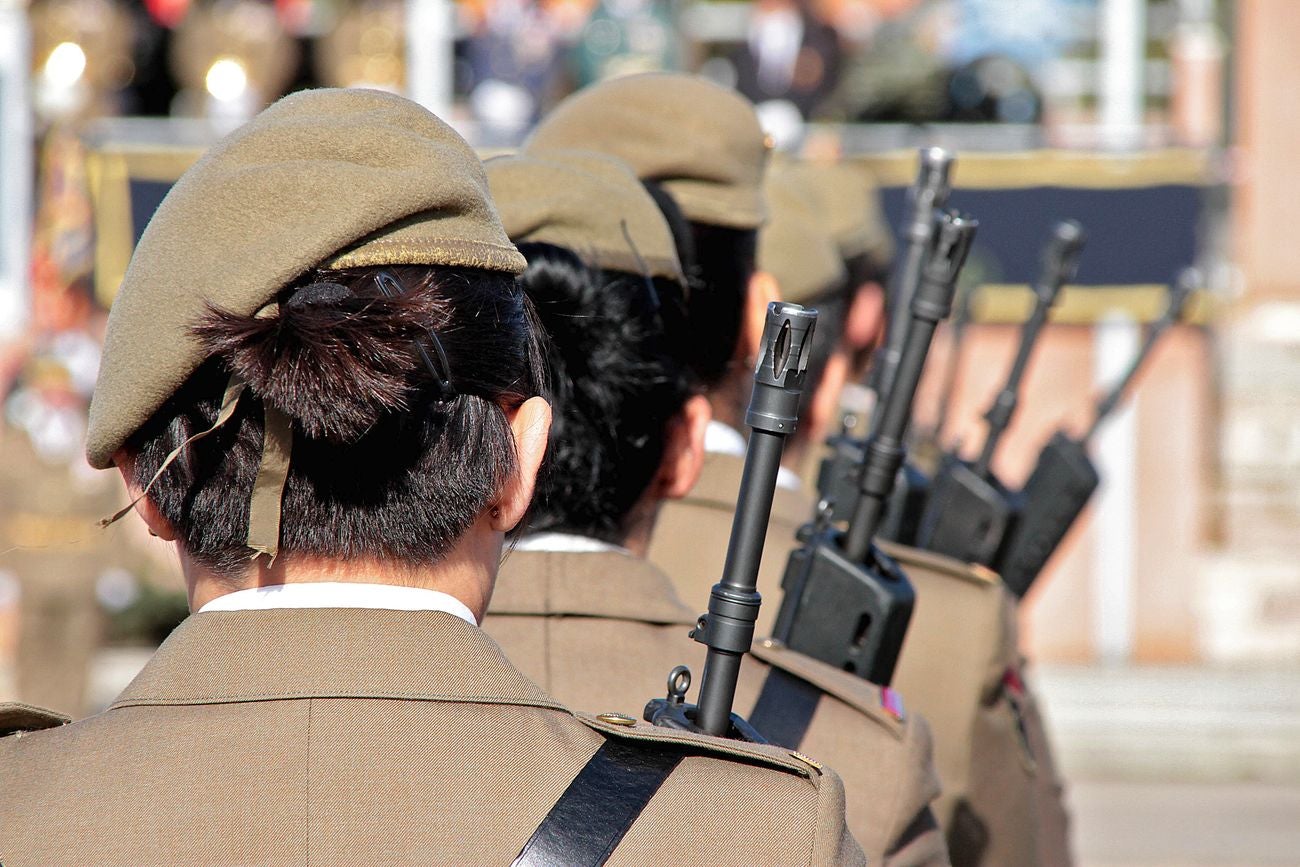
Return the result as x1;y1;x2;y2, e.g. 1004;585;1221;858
513;532;630;555
197;582;478;625
704;420;805;493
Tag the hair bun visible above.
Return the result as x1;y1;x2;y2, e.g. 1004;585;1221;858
193;286;437;444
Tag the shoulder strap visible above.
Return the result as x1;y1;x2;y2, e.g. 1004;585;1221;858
511;735;684;867
0;702;70;737
747;668;822;750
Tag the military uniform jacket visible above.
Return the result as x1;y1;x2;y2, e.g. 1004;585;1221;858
646;452;1070;866
0;608;866;866
882;542;1073;867
648;450;810;637
484;548;948;867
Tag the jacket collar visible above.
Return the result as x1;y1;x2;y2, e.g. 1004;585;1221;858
111;609;562;710
490;549;698;626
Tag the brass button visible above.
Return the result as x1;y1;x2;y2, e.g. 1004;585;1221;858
596;712;637;726
790;751;823;772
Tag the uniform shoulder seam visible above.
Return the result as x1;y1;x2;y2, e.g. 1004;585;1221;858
573;710;825;784
0;702;71;738
877;540;1001;587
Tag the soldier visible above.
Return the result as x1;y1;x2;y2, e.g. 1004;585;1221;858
479;151;947;865
764;165;1075;865
0;88;865;865
523;73;809;634
625;143;1072;865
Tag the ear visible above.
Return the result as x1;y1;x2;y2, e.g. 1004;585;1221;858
844;281;886;353
112;449;178;542
494;396;552;532
738;270;781;364
654;394;711;500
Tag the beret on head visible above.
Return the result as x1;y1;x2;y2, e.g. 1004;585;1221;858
485;151;684;283
525;73;770;231
85;87;525;470
759;174;847;304
771;160;895;270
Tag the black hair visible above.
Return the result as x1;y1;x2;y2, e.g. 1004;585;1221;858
516;242;692;543
126;265;545;578
640;180;756;389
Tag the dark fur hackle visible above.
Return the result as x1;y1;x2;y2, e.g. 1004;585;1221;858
192;285;445;443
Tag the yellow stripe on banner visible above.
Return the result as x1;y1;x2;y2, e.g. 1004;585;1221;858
87;147;204;306
849;149;1214;190
973;284;1215;325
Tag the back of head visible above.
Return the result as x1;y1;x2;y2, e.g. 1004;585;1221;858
484;152;692;541
517;245;691;541
527;74;770;388
89;88;544;576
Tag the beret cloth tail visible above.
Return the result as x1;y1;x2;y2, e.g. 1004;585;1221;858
525;73;770;231
86;88;524;470
485;151;684;284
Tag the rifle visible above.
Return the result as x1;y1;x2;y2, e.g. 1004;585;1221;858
915;221;1085;565
913;279;977;475
995;269;1198;599
644;302;818;739
772;213;977;686
817;147;956;533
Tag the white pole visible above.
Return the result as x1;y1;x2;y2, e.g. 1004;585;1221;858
1099;0;1147;149
405;0;455;119
0;0;31;339
1093;311;1140;665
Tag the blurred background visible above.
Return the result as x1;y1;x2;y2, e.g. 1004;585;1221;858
0;0;1297;863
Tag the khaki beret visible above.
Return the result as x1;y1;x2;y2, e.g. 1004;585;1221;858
771;160;896;270
485;151;683;283
86;87;524;470
759;174;847;304
526;73;769;230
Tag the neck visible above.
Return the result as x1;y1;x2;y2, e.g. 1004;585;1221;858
708;368;752;433
182;523;503;622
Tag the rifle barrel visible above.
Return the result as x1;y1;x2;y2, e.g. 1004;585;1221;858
845;212;977;561
694;302;818;736
870;147;955;419
1085;268;1197;440
973;220;1085;478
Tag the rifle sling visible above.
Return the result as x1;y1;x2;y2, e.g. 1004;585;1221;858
511;735;684;867
747;667;822;750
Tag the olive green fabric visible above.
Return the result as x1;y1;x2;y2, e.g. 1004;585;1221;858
772;160;895;271
0;609;865;865
486;151;684;282
882;542;1074;867
760;173;847;304
648;453;1072;866
485;550;948;866
86;87;524;470
526;73;770;230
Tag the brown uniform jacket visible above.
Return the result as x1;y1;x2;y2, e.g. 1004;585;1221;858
484;548;948;867
650;453;1071;866
0;607;865;866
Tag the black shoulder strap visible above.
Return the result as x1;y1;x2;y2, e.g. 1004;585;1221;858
512;735;685;867
747;668;822;750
